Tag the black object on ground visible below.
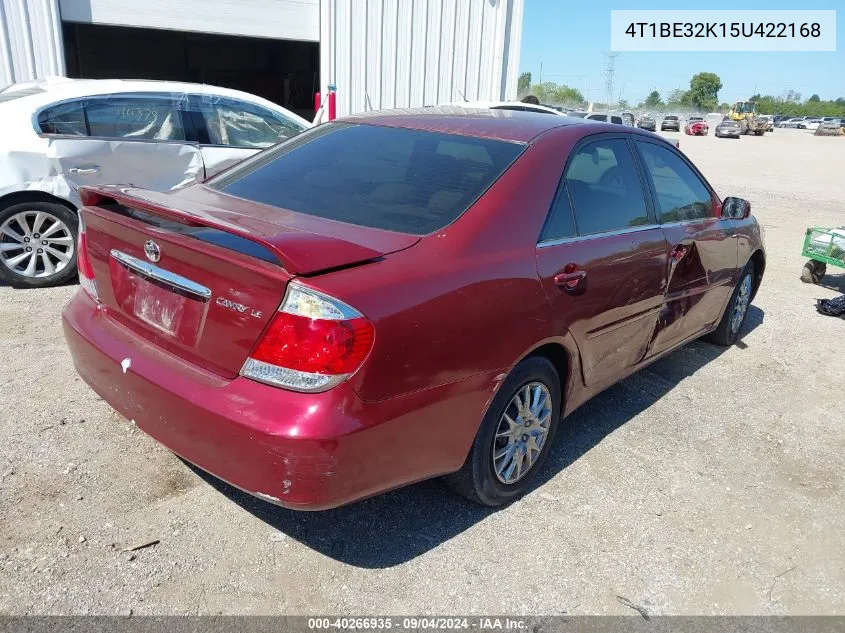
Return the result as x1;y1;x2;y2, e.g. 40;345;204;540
816;294;845;317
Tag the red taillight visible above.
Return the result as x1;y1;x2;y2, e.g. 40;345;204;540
251;313;374;375
241;284;374;392
76;212;99;301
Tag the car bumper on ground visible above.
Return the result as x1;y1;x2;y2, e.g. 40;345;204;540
62;291;492;509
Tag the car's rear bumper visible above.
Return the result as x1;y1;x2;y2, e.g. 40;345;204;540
63;291;496;509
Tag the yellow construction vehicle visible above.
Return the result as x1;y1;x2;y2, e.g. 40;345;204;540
728;101;767;135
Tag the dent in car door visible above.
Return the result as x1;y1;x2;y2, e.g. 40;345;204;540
49;138;205;203
535;136;669;387
538;230;669;387
633;140;738;355
36;93;205;203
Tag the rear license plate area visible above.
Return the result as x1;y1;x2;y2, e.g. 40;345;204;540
109;259;207;346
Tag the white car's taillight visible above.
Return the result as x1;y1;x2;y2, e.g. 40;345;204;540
241;284;374;392
76;213;99;301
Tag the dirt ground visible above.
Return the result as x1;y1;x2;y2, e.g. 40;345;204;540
1;127;843;616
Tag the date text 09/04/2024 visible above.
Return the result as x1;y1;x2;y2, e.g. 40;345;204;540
624;22;821;39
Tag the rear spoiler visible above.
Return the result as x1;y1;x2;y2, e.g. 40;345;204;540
79;185;389;276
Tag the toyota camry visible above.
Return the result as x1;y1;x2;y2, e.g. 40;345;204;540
63;109;765;509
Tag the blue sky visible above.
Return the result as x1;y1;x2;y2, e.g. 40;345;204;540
519;1;844;104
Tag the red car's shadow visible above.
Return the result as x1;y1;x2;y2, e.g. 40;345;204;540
189;305;764;568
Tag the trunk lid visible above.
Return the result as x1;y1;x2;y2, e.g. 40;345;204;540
80;185;419;378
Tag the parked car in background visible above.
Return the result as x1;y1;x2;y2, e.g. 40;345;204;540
637;115;656;131
585;113;624;124
804;119;823;131
621;112;635;126
815;119;843;135
660;115;681;131
63;109;765;509
758;115;774;132
715;118;741;138
0;77;310;288
455;101;566;116
684;118;709;136
781;118;805;128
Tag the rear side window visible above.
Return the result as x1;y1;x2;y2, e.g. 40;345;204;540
209;123;523;234
85;94;186;141
540;184;577;242
190;95;305;148
564;138;649;235
37;100;87;136
611;116;623;125
635;141;713;222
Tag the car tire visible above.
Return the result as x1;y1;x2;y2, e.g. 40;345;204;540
705;260;755;347
443;356;561;506
0;201;78;288
800;260;826;284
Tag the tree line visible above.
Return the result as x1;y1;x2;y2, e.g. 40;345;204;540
518;70;845;117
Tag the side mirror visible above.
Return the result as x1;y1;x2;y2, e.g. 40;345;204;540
721;196;751;219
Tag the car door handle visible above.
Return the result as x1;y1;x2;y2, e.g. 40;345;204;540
68;166;100;176
554;266;587;291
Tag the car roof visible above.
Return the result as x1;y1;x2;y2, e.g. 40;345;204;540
0;76;307;123
451;100;566;116
343;106;594;143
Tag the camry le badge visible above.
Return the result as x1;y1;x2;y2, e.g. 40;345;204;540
216;296;263;319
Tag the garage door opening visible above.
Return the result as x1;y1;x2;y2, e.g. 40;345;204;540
62;23;319;120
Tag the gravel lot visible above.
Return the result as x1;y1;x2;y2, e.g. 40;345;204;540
1;127;843;616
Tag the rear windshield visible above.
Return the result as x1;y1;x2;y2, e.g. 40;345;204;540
208;122;524;235
666;116;678;120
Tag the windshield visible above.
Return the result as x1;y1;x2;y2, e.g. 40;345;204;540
736;102;755;114
209;123;524;235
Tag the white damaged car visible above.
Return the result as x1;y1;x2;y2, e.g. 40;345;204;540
0;77;310;287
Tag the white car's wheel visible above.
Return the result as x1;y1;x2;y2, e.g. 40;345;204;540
0;201;78;288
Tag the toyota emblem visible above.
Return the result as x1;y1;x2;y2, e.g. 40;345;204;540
143;240;161;263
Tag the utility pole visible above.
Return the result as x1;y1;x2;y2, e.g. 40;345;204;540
603;52;619;107
539;61;543;85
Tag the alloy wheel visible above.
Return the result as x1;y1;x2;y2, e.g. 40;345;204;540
730;273;753;334
0;210;74;278
492;382;552;484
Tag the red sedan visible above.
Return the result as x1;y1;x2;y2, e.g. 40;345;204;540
63;111;765;509
684;119;710;135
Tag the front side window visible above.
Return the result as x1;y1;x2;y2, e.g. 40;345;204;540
209;123;523;235
84;94;186;141
635;141;714;222
36;100;87;136
192;96;306;149
564;138;649;235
